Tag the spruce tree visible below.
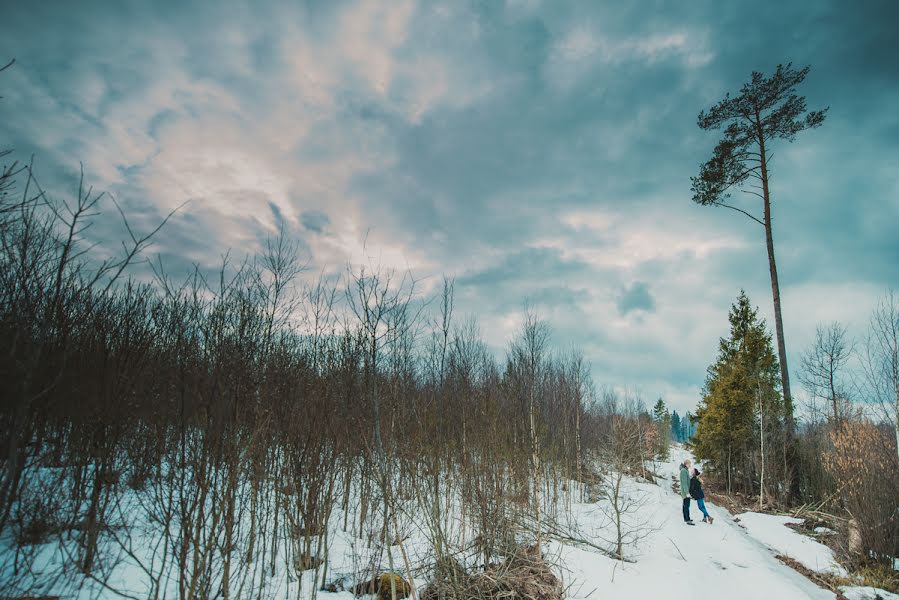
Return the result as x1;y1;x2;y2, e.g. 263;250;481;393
693;291;782;495
652;397;671;459
670;411;682;443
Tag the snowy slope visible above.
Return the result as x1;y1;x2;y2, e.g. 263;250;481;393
548;444;836;599
736;512;848;576
841;587;899;600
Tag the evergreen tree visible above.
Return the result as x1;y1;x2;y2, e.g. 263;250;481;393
693;291;783;496
670;411;682;443
652;397;671;459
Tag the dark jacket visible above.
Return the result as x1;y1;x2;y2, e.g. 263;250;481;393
689;475;705;500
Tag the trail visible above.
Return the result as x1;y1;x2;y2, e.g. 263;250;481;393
553;445;836;599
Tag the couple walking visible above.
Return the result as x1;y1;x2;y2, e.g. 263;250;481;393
679;459;713;525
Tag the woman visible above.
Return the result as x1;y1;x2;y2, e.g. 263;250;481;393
690;468;714;524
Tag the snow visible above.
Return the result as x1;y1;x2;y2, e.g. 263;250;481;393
841;586;899;600
549;444;836;599
735;512;849;577
815;526;836;534
4;443;896;599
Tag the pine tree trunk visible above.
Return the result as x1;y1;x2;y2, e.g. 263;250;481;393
758;131;799;501
891;323;899;459
727;446;732;495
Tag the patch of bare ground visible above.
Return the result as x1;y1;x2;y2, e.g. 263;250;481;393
704;491;764;516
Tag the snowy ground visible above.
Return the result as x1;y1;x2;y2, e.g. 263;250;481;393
2;444;895;599
550;445;836;599
550;444;897;600
842;587;899;600
735;512;848;577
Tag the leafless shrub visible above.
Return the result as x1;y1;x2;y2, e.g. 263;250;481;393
421;545;562;600
824;421;898;567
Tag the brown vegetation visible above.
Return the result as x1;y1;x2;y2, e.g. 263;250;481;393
0;148;657;597
824;421;899;569
421;545;562;600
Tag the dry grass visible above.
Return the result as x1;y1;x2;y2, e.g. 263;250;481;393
855;564;899;595
704;490;759;516
774;555;851;599
421;545;562;600
352;573;413;600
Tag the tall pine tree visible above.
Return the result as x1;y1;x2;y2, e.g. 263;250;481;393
691;64;827;501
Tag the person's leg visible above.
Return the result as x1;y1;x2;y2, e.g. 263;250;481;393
697;498;710;520
682;497;691;521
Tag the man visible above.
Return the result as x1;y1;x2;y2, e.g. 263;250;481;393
680;460;694;525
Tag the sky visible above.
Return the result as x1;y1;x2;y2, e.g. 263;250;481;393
1;0;897;415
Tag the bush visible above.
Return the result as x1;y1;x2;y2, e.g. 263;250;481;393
422;545;561;600
353;573;412;600
13;502;64;547
825;421;899;568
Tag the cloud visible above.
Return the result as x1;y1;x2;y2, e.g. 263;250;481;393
301;210;331;234
618;281;656;315
1;0;897;417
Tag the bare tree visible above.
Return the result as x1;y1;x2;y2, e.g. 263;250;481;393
799;322;854;427
860;291;899;459
586;391;656;561
508;308;550;554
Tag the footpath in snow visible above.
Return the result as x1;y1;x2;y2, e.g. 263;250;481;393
550;444;836;599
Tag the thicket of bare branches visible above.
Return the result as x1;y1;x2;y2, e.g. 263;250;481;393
824;421;898;568
0;148;658;598
795;308;899;570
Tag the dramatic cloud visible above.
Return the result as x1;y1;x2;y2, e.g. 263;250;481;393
2;0;897;415
618;282;655;316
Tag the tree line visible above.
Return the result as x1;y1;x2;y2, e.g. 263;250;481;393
0;145;660;597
